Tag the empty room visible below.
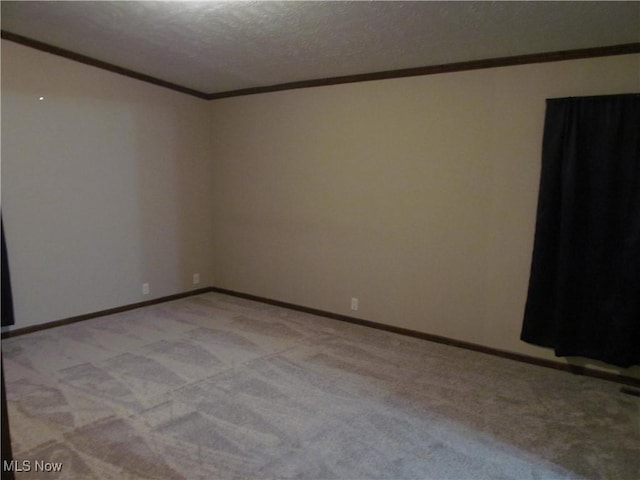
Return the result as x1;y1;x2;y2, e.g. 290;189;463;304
1;1;639;479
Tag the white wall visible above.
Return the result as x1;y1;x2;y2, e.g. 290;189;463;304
209;53;640;378
1;40;213;330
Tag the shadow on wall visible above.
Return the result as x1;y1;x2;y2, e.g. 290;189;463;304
0;40;213;331
133;99;213;301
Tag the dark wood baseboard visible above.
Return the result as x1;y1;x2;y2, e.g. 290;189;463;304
2;285;637;387
0;287;213;339
209;286;640;388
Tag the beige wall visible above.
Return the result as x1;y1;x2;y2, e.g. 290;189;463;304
1;40;213;329
2;37;638;378
209;53;640;378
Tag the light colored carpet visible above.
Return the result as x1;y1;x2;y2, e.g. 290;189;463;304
2;292;639;479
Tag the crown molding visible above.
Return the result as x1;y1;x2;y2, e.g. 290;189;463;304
3;30;639;101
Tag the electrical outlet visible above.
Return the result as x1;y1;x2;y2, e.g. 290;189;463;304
351;297;359;311
142;283;150;295
193;273;200;285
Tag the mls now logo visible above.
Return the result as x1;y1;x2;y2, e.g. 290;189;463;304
3;460;63;472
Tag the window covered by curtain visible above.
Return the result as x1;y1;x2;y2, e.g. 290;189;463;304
521;94;640;367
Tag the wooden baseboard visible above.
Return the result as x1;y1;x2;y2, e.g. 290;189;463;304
0;287;213;339
209;286;640;388
2;285;637;387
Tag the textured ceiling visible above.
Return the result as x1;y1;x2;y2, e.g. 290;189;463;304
2;1;639;96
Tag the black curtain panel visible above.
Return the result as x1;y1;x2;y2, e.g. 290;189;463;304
1;217;15;327
521;94;640;368
1;218;16;477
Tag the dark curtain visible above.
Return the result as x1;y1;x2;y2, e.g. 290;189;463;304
2;217;15;327
1;217;15;478
521;94;640;368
